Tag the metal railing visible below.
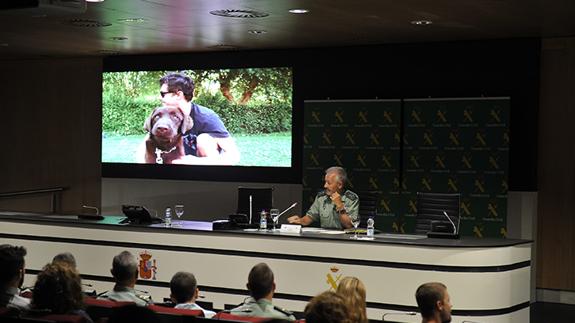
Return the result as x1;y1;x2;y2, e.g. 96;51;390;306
0;187;67;214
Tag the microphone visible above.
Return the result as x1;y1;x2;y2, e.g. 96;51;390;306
382;311;417;321
273;202;297;223
442;211;457;234
249;195;253;225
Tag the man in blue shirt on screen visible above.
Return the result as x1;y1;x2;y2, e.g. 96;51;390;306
159;73;240;165
288;166;359;229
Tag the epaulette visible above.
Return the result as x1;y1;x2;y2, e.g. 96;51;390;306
273;305;294;316
136;293;152;303
316;190;327;197
344;190;358;201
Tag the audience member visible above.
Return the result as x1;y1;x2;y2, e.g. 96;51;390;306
31;262;93;322
336;276;367;323
52;252;77;269
304;291;351;323
170;271;215;318
231;263;295;320
0;244;30;310
415;282;452;323
98;251;152;306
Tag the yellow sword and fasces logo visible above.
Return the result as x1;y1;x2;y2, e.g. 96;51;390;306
463;109;474;123
435;155;446;169
370;132;380;145
461;201;471;216
383;111;394;124
447;178;458;192
382;154;392;168
346;132;356;145
326;267;342;290
408;200;417;213
473;225;484;238
322;132;332;145
411;110;422;123
437;110;448;123
423;132;433;145
356;153;367;167
392;222;406;234
462;155;472;169
490;109;501;123
487;202;498;217
380;198;391;212
335;111;344;123
449;131;460;146
311;111;321;123
421;177;432;191
474;179;485;193
310;153;320;166
368;177;379;190
358;111;368;123
475;132;487;146
333;154;343;166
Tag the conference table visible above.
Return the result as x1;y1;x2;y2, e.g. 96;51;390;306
0;213;531;323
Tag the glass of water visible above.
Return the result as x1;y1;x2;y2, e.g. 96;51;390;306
174;204;184;227
350;217;360;239
270;209;280;231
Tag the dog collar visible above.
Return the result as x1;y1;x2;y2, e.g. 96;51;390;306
155;146;177;164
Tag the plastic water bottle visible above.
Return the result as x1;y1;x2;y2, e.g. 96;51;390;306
367;217;375;238
165;207;172;227
260;210;267;230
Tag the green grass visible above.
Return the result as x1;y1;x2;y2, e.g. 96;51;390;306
102;132;291;166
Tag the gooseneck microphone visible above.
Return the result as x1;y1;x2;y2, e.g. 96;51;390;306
382;311;417;322
442;211;457;234
273;202;297;223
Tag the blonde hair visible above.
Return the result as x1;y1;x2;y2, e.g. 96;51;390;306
336;276;368;323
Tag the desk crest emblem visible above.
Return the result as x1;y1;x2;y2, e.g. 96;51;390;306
139;250;157;280
326;266;342;291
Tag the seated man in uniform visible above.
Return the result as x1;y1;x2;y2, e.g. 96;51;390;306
52;252;77;269
98;250;152;306
169;271;215;318
0;244;30;310
288;166;359;229
415;282;453;323
230;263;295;321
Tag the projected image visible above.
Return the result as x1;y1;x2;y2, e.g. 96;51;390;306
102;67;292;167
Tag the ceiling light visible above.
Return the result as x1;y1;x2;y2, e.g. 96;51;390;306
110;36;128;41
86;0;105;2
209;9;269;18
289;9;309;14
411;20;433;26
248;30;267;34
118;18;146;23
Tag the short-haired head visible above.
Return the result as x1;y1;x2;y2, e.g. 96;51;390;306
0;244;27;288
325;166;347;187
247;263;274;300
52;252;77;269
111;251;138;284
304;291;351;323
415;282;448;319
160;73;194;102
170;271;198;304
32;262;84;314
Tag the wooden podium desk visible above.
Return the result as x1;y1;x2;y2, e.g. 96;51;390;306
0;213;531;323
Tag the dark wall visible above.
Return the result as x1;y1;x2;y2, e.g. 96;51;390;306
106;38;540;190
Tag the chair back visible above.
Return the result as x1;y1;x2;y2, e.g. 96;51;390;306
415;192;460;235
358;191;379;226
213;312;271;322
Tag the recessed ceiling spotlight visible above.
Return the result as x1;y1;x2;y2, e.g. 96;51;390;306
86;0;105;3
248;30;267;34
110;36;128;41
411;20;433;26
289;9;309;14
210;9;269;18
118;18;146;23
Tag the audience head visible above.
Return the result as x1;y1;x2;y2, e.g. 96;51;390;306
52;252;77;269
170;271;198;304
0;244;27;290
336;276;367;323
415;282;452;323
111;251;138;286
247;263;275;300
108;304;158;323
305;291;351;323
32;262;83;314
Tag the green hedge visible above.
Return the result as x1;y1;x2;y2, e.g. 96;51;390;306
103;92;291;135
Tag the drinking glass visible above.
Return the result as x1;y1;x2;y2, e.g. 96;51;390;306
350;218;360;239
174;204;184;227
270;209;280;231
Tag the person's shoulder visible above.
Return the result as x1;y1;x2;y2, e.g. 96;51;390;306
272;305;294;318
315;190;327;198
192;103;218;116
344;190;359;201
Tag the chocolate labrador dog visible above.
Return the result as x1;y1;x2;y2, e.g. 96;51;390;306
141;106;193;164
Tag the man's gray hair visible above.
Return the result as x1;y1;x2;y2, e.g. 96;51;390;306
111;251;138;282
325;166;347;186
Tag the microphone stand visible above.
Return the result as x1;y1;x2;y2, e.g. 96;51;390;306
382;311;417;322
443;211;457;234
273;202;297;225
381;312;417;322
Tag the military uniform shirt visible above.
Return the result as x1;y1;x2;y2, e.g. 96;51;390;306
306;190;359;229
97;285;151;306
0;287;30;311
175;302;216;318
230;297;295;321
